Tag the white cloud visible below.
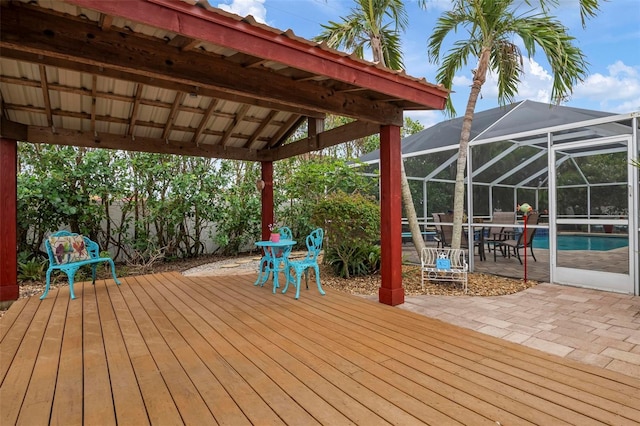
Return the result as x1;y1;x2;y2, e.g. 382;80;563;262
217;0;267;23
573;61;640;111
446;57;640;114
450;58;555;104
405;110;446;129
418;0;453;12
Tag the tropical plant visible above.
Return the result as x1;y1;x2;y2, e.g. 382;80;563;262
314;0;407;70
324;242;381;278
18;256;46;282
425;0;590;248
213;160;262;255
314;0;427;258
276;156;377;242
312;191;380;278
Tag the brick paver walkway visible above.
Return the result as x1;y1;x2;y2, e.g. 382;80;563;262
397;283;640;379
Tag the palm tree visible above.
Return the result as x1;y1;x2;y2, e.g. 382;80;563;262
425;0;589;249
314;0;407;70
314;0;428;255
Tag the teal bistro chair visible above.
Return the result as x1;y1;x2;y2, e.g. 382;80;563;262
279;226;293;241
284;228;325;299
255;225;294;287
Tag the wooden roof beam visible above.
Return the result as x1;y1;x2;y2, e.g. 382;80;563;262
0;4;404;125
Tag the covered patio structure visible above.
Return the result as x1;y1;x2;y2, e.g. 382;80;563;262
0;0;449;306
2;272;639;424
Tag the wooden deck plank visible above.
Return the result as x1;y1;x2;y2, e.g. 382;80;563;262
160;273;410;425
0;294;55;425
143;273;332;425
226;275;629;425
50;282;84;426
1;271;639;426
17;291;68;425
314;289;636;423
105;276;185;426
217;275;557;425
214;274;538;426
115;276;219;426
339;289;640;393
118;275;284;426
325;288;640;407
362;293;640;395
197;274;496;426
131;274;255;426
94;278;150;426
204;276;485;424
0;296;30;342
313;285;640;424
82;281;117;426
0;296;41;382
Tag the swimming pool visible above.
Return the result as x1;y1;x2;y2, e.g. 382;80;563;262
533;234;628;251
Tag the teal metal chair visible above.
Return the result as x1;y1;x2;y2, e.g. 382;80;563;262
284;228;325;299
43;230;120;299
280;226;293;241
255;225;294;287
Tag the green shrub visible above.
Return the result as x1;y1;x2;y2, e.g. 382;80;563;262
18;256;46;282
312;191;380;278
324;242;380;278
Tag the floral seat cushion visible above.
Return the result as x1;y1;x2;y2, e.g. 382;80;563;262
48;234;91;265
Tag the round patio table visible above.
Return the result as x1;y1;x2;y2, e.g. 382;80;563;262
254;239;296;293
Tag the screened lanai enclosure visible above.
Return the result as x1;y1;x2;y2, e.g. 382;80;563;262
360;100;640;295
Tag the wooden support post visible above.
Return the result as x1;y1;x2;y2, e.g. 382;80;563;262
0;138;19;305
260;161;274;241
378;125;404;306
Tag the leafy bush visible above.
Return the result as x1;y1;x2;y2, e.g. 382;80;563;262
312;191;380;278
18;255;46;282
324;242;380;278
276;157;377;245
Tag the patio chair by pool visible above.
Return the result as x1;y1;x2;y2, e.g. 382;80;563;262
484;211;516;256
494;212;539;264
284;228;325;299
432;213;444;247
433;213;484;259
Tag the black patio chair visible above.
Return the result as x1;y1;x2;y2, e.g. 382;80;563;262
494;212;539;264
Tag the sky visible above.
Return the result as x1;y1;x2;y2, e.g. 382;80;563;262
214;0;640;128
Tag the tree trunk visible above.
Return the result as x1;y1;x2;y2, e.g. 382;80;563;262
371;42;424;256
451;47;490;249
400;159;425;255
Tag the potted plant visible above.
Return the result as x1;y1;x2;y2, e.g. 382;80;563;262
600;205;627;233
269;224;280;242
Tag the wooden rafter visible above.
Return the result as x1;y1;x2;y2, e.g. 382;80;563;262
267;115;301;149
0;4;404;126
167;34;200;51
90;75;97;134
128;84;144;137
99;13;113;30
38;65;53;128
274;120;380;161
192;98;219;145
162;92;186;140
218;104;250;146
244;110;277;149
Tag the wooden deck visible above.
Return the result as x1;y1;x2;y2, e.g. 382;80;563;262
1;272;639;425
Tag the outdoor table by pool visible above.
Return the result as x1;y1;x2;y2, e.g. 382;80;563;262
254;239;295;293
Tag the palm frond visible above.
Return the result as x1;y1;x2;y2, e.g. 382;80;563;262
313;0;406;71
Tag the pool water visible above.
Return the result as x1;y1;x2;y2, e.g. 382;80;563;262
533;234;628;251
